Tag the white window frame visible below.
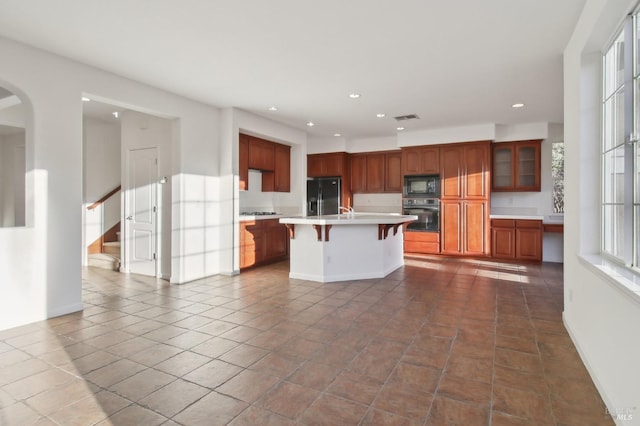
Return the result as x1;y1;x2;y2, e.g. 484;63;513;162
601;14;639;271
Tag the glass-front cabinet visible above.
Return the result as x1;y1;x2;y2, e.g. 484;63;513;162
491;140;542;192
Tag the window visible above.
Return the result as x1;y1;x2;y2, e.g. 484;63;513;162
551;141;564;214
602;15;640;268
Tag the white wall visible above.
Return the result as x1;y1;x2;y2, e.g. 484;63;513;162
83;118;121;202
82;118;121;264
0;36;221;331
564;1;640;424
120;111;173;279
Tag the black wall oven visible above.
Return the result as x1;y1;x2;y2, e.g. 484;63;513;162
403;174;440;198
403;198;440;232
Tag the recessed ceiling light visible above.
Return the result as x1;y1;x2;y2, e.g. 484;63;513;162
268;106;278;111
512;103;525;108
333;133;341;137
376;113;386;118
348;93;361;99
81;97;91;102
396;126;405;131
112;111;119;118
306;121;315;127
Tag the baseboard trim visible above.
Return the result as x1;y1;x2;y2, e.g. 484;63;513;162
48;302;84;319
563;312;617;424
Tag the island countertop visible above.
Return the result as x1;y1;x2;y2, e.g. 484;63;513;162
279;213;418;226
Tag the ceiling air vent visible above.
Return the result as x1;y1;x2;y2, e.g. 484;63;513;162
394;114;420;121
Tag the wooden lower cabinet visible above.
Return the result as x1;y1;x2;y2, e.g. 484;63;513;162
240;219;289;269
441;200;489;256
491;219;542;261
404;231;440;254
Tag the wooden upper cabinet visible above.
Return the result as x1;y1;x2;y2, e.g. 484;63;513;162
273;144;290;192
248;137;275;171
350;154;367;193
492;140;542;192
463;141;490;199
349;151;402;193
440;145;463;199
239;134;249;191
366;154;385;193
307;152;347;177
239;133;290;192
385;152;402;192
440;141;490;200
401;146;439;175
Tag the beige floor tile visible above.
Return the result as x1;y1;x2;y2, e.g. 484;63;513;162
139;378;210;418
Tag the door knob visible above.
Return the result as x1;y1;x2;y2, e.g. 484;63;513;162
126;216;133;220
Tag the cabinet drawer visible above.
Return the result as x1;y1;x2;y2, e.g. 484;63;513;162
491;219;515;228
404;231;439;243
404;241;440;254
515;220;542;229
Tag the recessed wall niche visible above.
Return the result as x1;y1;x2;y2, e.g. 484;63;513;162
0;86;26;227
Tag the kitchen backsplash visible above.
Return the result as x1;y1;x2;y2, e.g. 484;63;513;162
353;193;402;214
239;170;299;214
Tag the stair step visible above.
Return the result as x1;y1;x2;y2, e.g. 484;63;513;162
103;241;121;256
88;253;120;271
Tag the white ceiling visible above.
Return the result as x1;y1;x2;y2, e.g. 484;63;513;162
0;0;586;139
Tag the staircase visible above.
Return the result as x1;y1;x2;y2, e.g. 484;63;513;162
86;186;122;272
88;227;121;272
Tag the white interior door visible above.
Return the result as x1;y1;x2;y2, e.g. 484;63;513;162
125;147;158;276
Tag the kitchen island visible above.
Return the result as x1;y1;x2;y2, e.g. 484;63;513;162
279;213;417;283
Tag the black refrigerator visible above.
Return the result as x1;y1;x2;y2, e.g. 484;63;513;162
307;177;341;216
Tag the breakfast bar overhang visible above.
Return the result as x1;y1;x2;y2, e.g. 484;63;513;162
279;213;417;283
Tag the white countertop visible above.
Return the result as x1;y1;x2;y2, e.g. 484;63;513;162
238;214;288;221
280;213;418;225
490;214;545;221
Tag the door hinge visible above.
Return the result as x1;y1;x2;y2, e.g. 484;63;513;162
153;206;157;213
155;158;158;165
153;253;157;260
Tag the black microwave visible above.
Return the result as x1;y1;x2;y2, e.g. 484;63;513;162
404;174;440;197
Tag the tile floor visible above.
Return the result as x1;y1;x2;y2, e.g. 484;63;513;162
0;256;613;425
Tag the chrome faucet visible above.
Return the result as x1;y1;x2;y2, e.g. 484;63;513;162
339;206;355;217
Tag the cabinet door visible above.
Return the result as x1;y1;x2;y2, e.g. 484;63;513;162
324;153;345;176
515;220;542;260
402;148;422;175
440;146;463;198
421;147;440;174
239;134;249;190
385;153;402;192
240;221;264;268
274;144;291;192
350;154;367;193
463;201;488;255
307;155;324;177
492;227;515;259
515;142;541;191
248;138;275;170
264;220;288;260
366;154;385;193
441;201;462;254
463;142;489;199
492;144;514;190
